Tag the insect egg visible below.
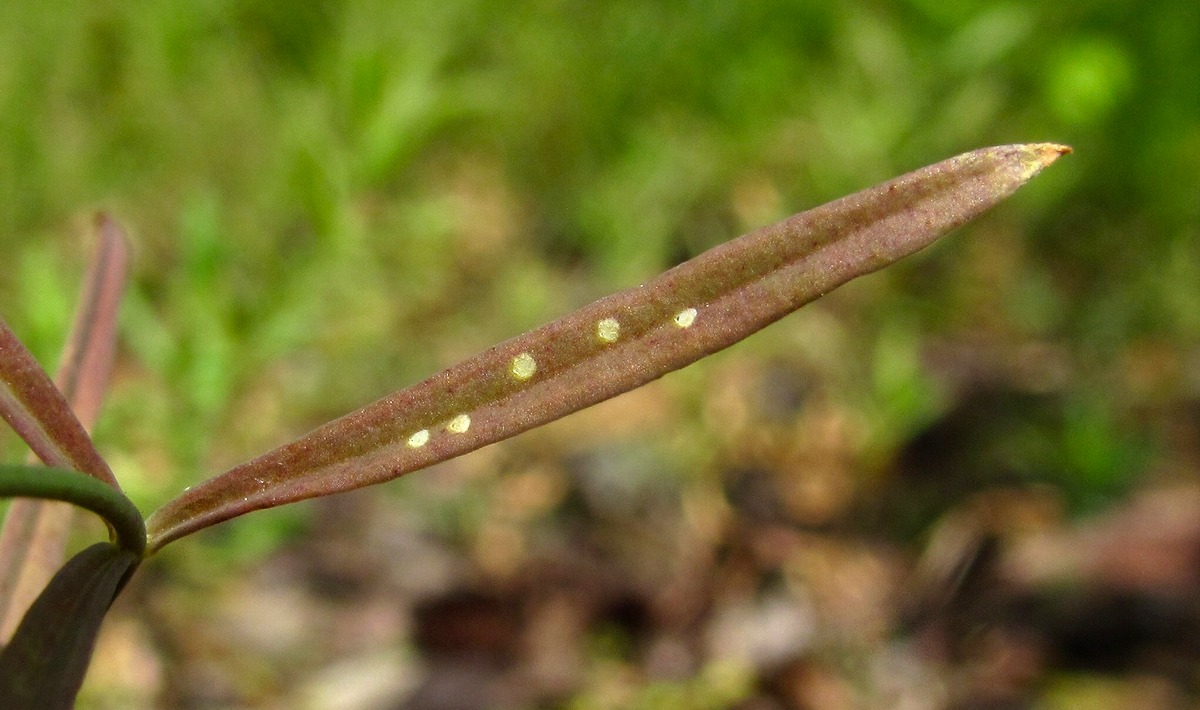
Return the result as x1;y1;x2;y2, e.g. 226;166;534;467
446;414;471;434
673;307;697;328
510;352;537;380
596;317;620;343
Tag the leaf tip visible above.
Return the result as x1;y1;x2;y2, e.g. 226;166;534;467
1018;142;1072;181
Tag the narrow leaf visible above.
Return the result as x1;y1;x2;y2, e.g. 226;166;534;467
0;214;130;642
147;143;1069;551
0;212;128;484
0;321;116;486
0;543;139;710
0;224;126;493
48;214;131;429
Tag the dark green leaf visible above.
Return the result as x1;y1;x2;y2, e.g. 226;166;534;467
0;543;138;710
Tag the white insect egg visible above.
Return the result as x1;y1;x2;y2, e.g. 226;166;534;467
596;317;621;343
673;307;698;329
406;429;431;448
446;414;471;434
510;352;537;380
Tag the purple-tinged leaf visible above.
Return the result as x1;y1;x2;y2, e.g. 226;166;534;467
48;214;130;430
0;214;130;642
146;144;1070;551
0;214;127;488
0;320;116;486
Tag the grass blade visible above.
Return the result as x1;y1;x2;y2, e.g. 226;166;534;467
146;144;1069;551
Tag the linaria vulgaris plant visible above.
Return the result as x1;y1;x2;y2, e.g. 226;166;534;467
0;144;1068;707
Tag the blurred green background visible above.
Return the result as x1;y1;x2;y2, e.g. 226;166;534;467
1;1;1198;707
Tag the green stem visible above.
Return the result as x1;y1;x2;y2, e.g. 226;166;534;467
0;465;145;558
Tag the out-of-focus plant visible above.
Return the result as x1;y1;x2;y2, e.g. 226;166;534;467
0;144;1066;708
